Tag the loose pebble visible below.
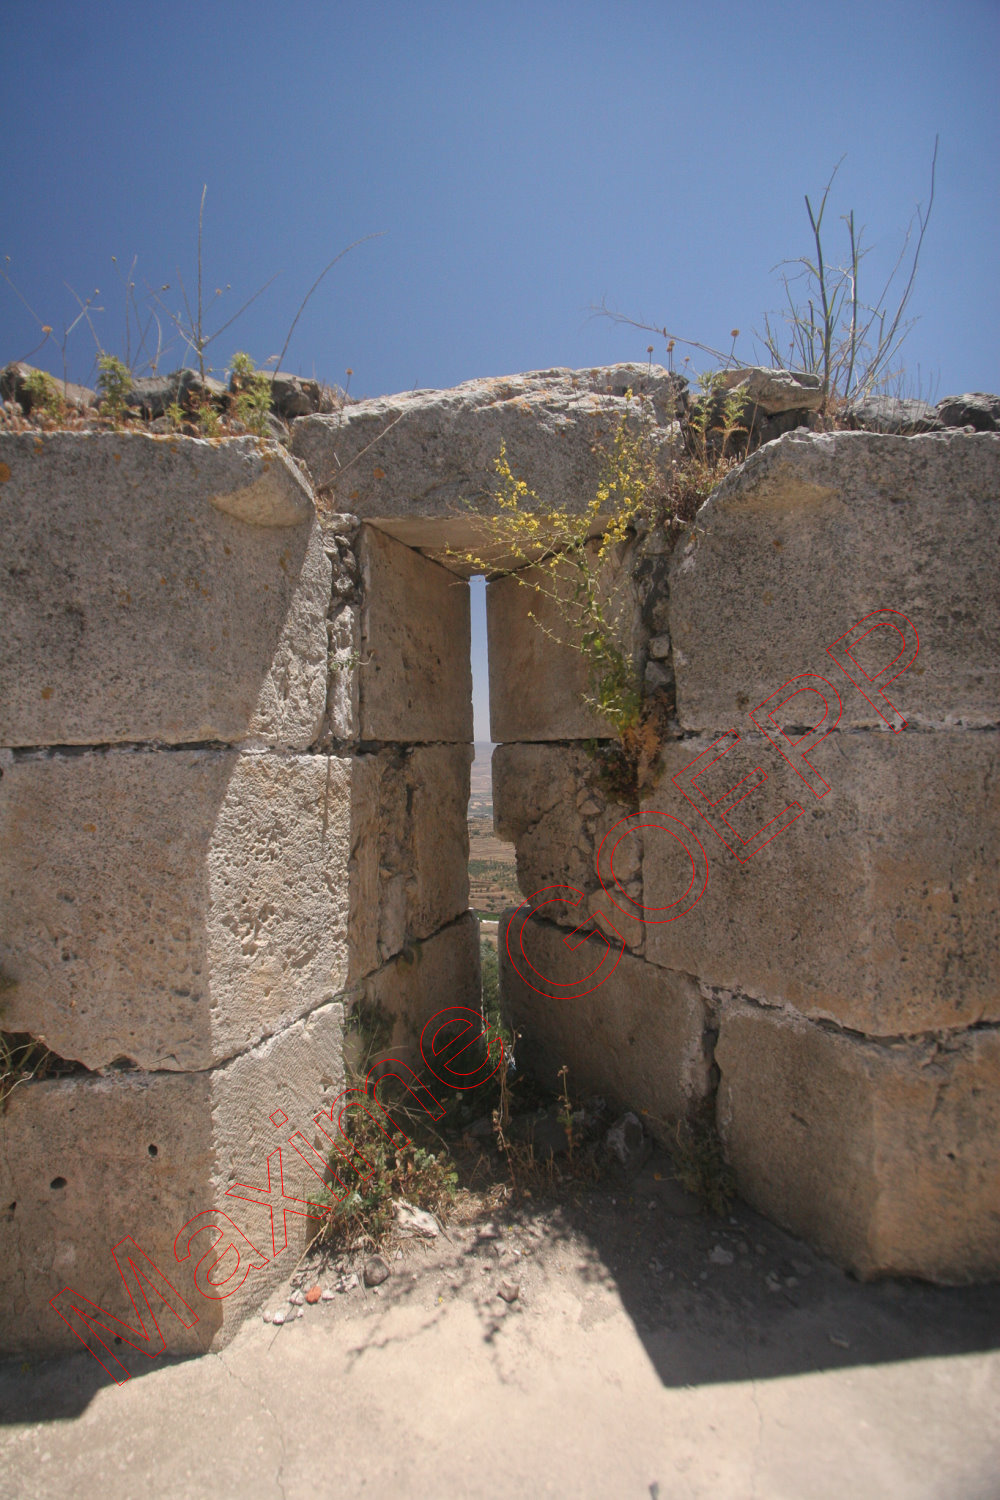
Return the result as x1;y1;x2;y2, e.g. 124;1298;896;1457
364;1254;390;1287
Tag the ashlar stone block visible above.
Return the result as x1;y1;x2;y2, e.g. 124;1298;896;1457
715;1002;1000;1281
359;526;472;743
642;729;999;1036
668;430;1000;732
487;541;640;743
0;749;351;1072
358;912;482;1066
347;744;472;979
0;1000;345;1358
499;913;711;1130
0;432;331;748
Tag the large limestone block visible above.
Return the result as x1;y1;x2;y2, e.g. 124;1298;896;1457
492;743;639;939
499;913;711;1129
487;540;640;742
0;749;351;1071
488;569;603;741
669;430;1000;730
359;527;472;743
0;999;345;1358
715;1002;1000;1281
348;744;472;978
0;432;330;748
642;729;999;1035
359;912;482;1064
290;365;682;568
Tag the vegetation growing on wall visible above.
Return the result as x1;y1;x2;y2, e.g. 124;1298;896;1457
603;143;938;409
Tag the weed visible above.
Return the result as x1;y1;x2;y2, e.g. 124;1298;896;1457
758;140;938;404
556;1065;577;1161
480;938;515;1062
308;1087;460;1256
669;1110;736;1216
22;369;65;420
585;692;670;805
599;141;938;408
96;354;132;426
194;396;221;438
229;351;273;436
450;396;663;743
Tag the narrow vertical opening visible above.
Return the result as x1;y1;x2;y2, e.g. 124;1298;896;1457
466;573;517;933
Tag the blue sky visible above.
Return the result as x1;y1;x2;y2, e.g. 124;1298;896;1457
3;0;997;739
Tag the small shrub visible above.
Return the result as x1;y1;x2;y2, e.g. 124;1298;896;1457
229;351;273;436
194;395;221;438
451;397;663;743
22;369;65;420
96;354;132;426
309;1095;459;1256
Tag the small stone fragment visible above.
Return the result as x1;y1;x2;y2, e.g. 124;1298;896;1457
498;1280;520;1303
364;1254;390;1287
261;1310;273;1323
477;1221;501;1241
305;1285;322;1304
709;1245;734;1266
288;1289;305;1305
395;1199;440;1238
272;1309;286;1325
320;1289;335;1301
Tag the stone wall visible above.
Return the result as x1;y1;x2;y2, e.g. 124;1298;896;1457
0;431;476;1358
2;365;996;1370
493;425;999;1283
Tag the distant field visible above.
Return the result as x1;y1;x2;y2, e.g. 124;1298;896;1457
467;750;517;914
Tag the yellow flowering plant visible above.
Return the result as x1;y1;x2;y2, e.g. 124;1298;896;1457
452;392;664;741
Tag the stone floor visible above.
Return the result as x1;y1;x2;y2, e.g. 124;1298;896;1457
2;1149;999;1499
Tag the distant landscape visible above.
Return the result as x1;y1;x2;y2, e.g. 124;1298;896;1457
468;743;519;919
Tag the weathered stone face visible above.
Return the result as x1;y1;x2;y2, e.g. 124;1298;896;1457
642;730;999;1035
500;914;711;1129
492;741;644;941
0;433;331;748
290;365;683;569
0;999;344;1357
481;413;999;1284
487;541;640;743
0;750;352;1072
359;912;482;1063
717;366;824;414
669;429;1000;731
348;744;472;979
715;1003;1000;1282
359;526;472;743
